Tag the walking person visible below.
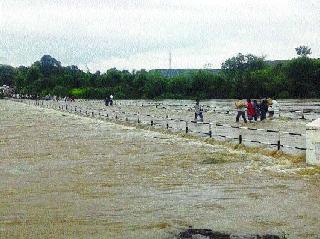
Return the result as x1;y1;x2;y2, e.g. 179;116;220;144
105;96;110;106
109;94;114;106
235;98;247;123
253;99;260;121
268;104;274;118
272;98;280;118
260;99;268;121
246;99;255;122
194;99;203;122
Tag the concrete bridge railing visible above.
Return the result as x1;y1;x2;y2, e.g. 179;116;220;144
306;118;320;165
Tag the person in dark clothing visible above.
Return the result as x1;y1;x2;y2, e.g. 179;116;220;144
109;94;114;106
105;96;110;106
260;99;268;121
253;99;260;121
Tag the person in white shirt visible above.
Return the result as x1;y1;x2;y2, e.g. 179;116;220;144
109;94;114;106
272;99;280;117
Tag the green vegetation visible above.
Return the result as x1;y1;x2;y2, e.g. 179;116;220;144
1;47;320;99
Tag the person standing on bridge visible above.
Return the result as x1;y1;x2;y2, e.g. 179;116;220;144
246;99;255;122
253;99;260;121
194;99;204;122
105;96;110;106
235;98;247;123
260;99;268;121
109;94;114;106
272;98;280;118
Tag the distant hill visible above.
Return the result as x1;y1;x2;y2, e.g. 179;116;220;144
149;68;221;77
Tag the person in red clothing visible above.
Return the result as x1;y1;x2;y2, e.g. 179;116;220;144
246;99;256;122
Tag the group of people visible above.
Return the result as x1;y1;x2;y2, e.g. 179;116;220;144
193;98;279;123
235;98;279;123
105;94;114;106
11;94;37;99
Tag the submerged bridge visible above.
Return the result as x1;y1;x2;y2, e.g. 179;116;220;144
12;99;320;163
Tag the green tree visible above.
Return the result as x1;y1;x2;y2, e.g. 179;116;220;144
221;53;266;98
295;45;312;57
285;57;318;97
144;73;166;98
0;65;16;86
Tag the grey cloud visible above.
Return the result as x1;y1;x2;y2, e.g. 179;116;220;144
0;0;319;70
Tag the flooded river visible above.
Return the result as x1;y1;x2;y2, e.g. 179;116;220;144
0;99;319;238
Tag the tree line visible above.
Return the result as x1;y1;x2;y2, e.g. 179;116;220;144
1;46;319;99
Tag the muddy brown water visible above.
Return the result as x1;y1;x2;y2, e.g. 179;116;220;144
0;99;319;239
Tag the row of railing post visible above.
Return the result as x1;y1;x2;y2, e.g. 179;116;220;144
25;99;293;151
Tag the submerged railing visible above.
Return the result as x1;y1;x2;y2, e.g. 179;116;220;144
13;99;312;153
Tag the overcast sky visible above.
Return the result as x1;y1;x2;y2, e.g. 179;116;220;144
0;0;319;71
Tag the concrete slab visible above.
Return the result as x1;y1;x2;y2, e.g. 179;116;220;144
306;118;320;165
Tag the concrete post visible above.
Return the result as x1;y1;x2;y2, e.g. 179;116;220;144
306;118;320;165
238;127;243;144
166;115;169;129
277;131;281;151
